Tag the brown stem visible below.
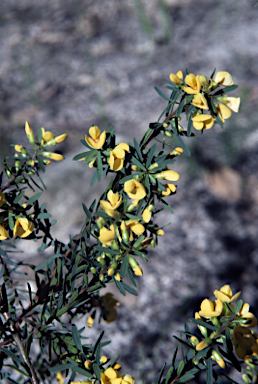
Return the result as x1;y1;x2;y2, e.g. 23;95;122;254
3;313;39;384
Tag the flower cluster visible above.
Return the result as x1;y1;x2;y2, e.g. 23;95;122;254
169;70;240;131
191;285;257;369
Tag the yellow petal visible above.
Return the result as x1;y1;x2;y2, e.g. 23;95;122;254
13;218;34;238
87;316;94;328
142;208;152;223
43;131;55;142
162;170;180;181
116;143;129;152
25;121;33;135
109;152;124;171
218;104;232;120
226;97;240;113
89;125;101;140
191;93;209;110
98;225;116;245
214;71;234;86
124;179;146;200
169;73;182;85
55;133;68;143
168;183;176;192
183;74;201;94
105;368;117;380
129;222;145;235
0;225;8;240
133;265;143;276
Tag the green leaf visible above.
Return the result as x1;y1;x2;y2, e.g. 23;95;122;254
175;98;185;117
146;144;157;168
133;138;143;162
165;365;174;384
73;151;92;161
206;357;213;384
13;191;25;204
234;299;243;314
155;86;171;101
190;318;217;331
152;363;166;384
82;203;92;219
131;156;146;171
72;324;82;352
214;114;224;129
122;282;138;296
0;347;22;365
177;360;185;376
120;254;129;278
8;212;14;230
37;212;51;220
161;200;173;214
127;268;137;287
115;279;126;296
91;169;98;186
49;363;74;371
97;151;103;182
35;254;62;272
133;235;145;248
38;127;43;142
72;366;92;378
93;363;101;381
26;192;42;206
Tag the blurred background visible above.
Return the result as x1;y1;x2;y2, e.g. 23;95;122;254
1;0;258;382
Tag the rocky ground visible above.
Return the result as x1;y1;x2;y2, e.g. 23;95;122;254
1;0;258;383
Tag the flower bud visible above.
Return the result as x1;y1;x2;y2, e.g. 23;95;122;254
90;267;96;274
151;238;155;249
164;130;173;137
100;356;107;364
196;340;208;351
211;350;226;369
55;133;68;144
190;336;199;347
111;240;120;251
85;360;91;369
25;121;35;145
41;152;64;161
242;374;250;384
97;217;107;229
114;273;121;281
87;316;94;328
148;163;158;171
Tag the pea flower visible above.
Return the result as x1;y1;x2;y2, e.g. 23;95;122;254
214;284;241;303
191;114;214;130
162;183;176;196
0;225;8;240
87;316;94;328
13;217;34;238
217;104;232;123
41;152;64;161
238;303;257;328
56;372;65;384
0;192;6;208
101;293;120;323
169;70;183;85
25;121;35;145
155;170;180;181
126;219;145;240
98;224;116;245
191;93;209;110
182;74;201;94
85;126;106;149
41;128;68;145
214;71;235;86
101;367;134;384
198;299;223;318
124;179;146;200
216;96;241;113
233;327;258;359
100;190;123;217
109;143;129;171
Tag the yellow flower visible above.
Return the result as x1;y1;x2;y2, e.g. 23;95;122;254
191;93;209;110
41;151;64;161
0;192;6;208
142;208;151;223
156;170;180;181
0;225;8;240
214;285;241;303
13;218;34;238
238;303;257;328
162;183;176;196
198;299;223;318
233;327;258;359
98;224;116;245
169;70;183;85
157;229;164;236
214;71;235;86
14;145;23;153
182;74;201;94
124;179;146;200
100;190;122;213
85;126;106;149
109;143;129;171
211;350;226;369
56;372;65;384
101;293;120;323
191;114;214;130
25;121;33;135
126;220;145;240
133;265;143;276
217;104;232;123
216;96;241;113
87;316;94;328
170;147;183;156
